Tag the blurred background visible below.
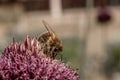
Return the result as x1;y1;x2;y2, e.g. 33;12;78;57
0;0;120;80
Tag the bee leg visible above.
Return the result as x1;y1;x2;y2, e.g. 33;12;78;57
50;47;55;59
41;43;48;57
60;54;63;61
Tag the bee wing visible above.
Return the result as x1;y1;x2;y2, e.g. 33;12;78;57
42;20;55;33
42;20;56;39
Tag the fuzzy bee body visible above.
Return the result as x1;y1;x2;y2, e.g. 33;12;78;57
38;21;62;59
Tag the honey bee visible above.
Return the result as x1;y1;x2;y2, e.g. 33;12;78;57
38;20;62;59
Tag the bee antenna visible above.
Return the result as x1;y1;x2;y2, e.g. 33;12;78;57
13;37;16;43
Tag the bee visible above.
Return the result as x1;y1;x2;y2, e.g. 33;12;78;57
38;20;62;59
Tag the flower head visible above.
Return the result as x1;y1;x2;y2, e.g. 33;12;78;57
0;36;79;80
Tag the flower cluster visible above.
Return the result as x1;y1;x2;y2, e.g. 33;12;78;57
0;36;79;80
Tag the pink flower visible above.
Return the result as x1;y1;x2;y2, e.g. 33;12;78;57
0;36;79;80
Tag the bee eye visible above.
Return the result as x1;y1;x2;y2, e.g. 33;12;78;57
54;48;59;52
54;47;62;52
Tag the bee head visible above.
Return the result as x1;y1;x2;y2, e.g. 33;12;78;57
51;36;62;54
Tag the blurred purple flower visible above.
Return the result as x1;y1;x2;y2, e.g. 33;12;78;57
97;8;112;24
0;36;79;80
